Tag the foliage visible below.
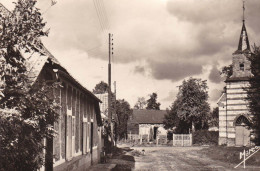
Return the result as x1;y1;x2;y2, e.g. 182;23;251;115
163;78;210;133
0;0;59;170
114;99;132;140
193;130;219;145
146;93;160;110
208;107;219;127
220;64;233;79
133;97;146;109
246;45;260;145
93;81;109;94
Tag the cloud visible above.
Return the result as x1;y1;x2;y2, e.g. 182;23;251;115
162;90;177;102
35;0;260;84
209;89;222;102
149;60;202;82
209;65;222;83
134;65;145;75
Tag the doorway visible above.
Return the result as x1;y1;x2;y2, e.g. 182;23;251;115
235;115;251;146
153;127;158;139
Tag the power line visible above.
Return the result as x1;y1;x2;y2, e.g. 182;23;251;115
99;0;110;30
93;0;105;32
96;0;108;30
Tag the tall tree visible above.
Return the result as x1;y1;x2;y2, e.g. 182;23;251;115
134;97;146;109
163;78;210;133
0;1;59;170
146;93;161;110
93;81;109;94
208;107;219;127
247;45;260;145
220;64;233;79
114;99;132;140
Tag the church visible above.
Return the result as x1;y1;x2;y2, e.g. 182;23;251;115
217;5;253;146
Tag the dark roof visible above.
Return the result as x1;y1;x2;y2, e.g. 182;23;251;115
234;21;250;54
130;109;167;124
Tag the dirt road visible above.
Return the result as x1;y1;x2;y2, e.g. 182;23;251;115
130;146;259;171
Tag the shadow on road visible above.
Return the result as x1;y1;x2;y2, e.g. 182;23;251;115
110;147;135;171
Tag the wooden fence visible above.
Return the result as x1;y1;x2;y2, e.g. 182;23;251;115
173;134;192;146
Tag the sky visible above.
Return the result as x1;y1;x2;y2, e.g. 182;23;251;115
2;0;260;110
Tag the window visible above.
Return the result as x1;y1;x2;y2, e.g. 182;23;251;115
66;109;73;160
240;63;244;71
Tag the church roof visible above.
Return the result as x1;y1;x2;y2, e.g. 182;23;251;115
234;3;251;54
234;21;250;54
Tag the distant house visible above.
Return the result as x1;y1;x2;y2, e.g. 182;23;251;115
95;93;108;118
127;109;167;141
0;3;103;170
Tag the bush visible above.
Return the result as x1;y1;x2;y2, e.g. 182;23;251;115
193;130;218;145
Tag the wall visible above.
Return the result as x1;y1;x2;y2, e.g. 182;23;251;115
218;81;253;146
139;124;167;141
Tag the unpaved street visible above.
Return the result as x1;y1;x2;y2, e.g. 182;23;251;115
130;146;259;171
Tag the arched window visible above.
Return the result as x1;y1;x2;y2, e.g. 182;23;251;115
235;115;251;126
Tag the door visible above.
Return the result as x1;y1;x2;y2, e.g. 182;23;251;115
235;126;244;146
235;125;250;146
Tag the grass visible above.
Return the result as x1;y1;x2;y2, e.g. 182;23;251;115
199;146;260;166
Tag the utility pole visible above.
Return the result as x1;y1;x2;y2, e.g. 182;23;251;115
108;33;114;146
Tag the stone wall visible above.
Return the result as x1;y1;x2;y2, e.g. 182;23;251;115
232;53;251;78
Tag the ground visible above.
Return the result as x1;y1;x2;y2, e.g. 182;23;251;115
105;144;260;171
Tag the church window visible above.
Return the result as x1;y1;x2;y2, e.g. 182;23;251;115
239;63;244;71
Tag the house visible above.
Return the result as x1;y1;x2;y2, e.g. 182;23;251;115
217;9;253;146
127;109;167;142
0;3;103;170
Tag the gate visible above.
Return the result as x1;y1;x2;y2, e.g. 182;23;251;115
173;134;192;146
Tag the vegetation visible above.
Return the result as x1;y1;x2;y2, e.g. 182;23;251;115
146;93;161;110
93;81;109;94
208;107;219;127
115;99;132;140
0;0;59;170
193;130;218;145
163;78;210;133
246;45;260;145
220;64;233;79
133;97;147;109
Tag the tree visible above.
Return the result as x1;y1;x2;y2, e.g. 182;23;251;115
146;93;161;110
208;107;219;127
163;78;210;133
114;99;132;140
134;97;146;109
246;45;260;145
0;1;59;170
93;81;109;94
221;64;233;79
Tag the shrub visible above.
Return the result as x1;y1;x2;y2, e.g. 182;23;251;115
193;130;219;145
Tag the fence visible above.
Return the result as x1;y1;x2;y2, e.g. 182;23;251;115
173;134;192;146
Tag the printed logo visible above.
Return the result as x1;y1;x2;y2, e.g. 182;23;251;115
234;146;259;169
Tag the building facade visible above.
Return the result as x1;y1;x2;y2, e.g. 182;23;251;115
218;16;253;146
127;109;168;142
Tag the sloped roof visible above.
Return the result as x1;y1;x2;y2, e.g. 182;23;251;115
130;109;167;124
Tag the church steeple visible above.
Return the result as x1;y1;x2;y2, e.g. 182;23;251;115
236;1;250;54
